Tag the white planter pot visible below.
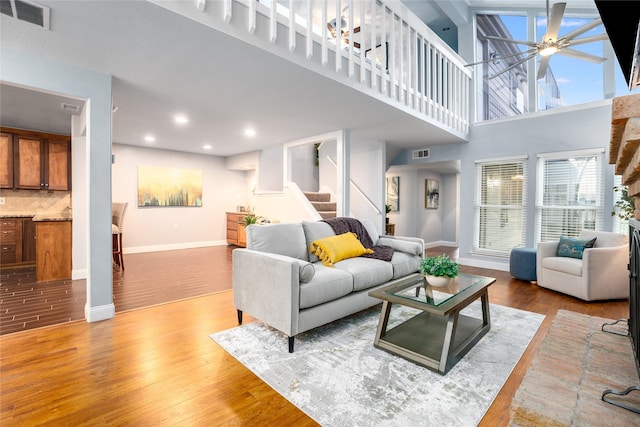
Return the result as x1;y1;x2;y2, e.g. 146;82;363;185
425;275;452;287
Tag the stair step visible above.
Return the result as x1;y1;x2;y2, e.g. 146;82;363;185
311;201;336;211
304;191;331;203
319;211;337;219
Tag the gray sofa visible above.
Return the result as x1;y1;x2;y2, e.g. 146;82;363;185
232;218;424;352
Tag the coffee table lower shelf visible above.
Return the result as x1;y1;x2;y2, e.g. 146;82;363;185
374;308;490;374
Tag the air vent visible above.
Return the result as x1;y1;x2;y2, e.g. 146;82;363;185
61;103;80;113
0;0;49;30
412;149;430;159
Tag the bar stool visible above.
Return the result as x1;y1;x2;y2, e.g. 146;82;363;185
112;202;128;271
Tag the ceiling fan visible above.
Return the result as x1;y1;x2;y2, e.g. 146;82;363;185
468;1;608;80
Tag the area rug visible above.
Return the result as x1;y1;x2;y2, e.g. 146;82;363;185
510;309;640;426
210;302;544;426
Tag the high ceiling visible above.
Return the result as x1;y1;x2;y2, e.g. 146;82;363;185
0;1;602;157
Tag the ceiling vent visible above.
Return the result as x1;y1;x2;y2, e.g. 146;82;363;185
0;0;49;30
412;149;430;160
60;103;80;113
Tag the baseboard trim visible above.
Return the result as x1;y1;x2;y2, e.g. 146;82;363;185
72;268;87;280
85;303;115;322
124;240;228;254
457;256;510;272
425;240;457;249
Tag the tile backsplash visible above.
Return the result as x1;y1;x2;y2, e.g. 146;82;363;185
0;190;71;215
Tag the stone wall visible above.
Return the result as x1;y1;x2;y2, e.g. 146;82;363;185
609;93;640;219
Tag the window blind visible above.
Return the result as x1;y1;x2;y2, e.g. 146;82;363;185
473;158;527;256
535;150;604;242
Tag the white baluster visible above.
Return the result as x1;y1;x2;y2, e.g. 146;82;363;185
359;0;365;83
380;3;386;95
348;0;354;78
306;0;313;59
289;0;296;51
270;0;277;43
321;1;328;66
335;0;341;72
370;0;377;89
248;0;256;33
223;0;232;23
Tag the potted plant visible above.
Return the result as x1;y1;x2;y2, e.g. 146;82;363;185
420;254;459;287
611;184;635;222
385;204;392;224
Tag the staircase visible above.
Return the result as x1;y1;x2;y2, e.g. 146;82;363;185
304;192;336;219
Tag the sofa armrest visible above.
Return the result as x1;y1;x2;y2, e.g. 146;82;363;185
232;249;301;336
377;235;425;256
536;241;559;284
583;244;629;299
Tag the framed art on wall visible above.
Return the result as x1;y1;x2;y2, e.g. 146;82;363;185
138;165;203;207
425;179;439;209
386;176;400;211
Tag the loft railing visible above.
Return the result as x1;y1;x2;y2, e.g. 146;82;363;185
153;0;472;136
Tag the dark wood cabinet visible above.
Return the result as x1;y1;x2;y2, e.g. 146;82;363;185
1;127;71;191
0;217;36;266
36;220;72;281
0;132;13;189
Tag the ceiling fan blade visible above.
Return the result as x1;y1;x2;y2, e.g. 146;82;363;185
561;18;603;41
485;35;538;48
465;49;537;67
555;48;606;63
543;2;566;42
489;53;537;80
562;33;608;48
537;55;551;80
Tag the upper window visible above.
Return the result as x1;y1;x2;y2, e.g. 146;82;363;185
474;157;528;256
535;150;604;242
473;9;639;121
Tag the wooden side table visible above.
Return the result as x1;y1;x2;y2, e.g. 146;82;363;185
385;223;395;236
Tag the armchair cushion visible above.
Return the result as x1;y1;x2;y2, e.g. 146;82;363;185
310;232;374;267
556;236;597;259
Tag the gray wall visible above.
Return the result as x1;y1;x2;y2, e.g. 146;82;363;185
393;101;615;270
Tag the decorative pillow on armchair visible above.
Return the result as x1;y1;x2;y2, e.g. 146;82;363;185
310;232;373;267
556;236;597;259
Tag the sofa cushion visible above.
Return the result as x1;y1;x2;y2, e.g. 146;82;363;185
310;232;373;267
246;223;308;260
580;230;627;248
556;236;596;259
360;218;380;243
377;237;422;255
388;251;421;279
542;256;583;276
299;265;353;309
294;260;316;283
334;257;393;291
302;221;335;263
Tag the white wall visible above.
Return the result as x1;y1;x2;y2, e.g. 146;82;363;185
112;143;247;252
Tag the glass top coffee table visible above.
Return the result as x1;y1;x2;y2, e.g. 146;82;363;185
368;272;496;374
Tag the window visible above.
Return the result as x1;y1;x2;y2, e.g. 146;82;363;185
535;149;604;242
612;175;631;234
474;157;527;256
474;10;617;121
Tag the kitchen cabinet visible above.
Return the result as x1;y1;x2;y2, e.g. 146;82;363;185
226;212;246;247
1;127;71;191
0;132;13;188
36;220;72;281
0;217;36;266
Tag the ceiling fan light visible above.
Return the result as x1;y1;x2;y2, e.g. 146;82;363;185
539;46;557;57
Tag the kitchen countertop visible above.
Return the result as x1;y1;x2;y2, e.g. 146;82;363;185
1;212;72;221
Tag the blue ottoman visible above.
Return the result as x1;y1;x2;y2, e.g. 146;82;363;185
510;247;537;282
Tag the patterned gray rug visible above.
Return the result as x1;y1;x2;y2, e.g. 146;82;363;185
210;302;544;426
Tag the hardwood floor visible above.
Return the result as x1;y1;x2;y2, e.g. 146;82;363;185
0;246;234;335
0;246;630;426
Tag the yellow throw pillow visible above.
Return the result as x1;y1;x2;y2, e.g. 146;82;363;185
310;232;373;267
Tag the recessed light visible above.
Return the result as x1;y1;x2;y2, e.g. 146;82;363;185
174;114;189;125
244;128;256;137
203;144;212;150
144;135;156;142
